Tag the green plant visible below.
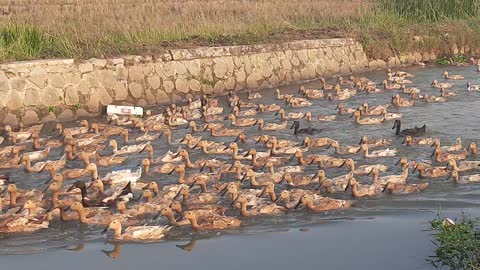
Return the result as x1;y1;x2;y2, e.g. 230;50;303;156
376;0;480;22
436;57;451;65
48;106;56;113
430;214;480;269
74;103;81;110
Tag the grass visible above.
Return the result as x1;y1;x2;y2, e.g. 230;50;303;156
0;0;479;62
430;214;480;269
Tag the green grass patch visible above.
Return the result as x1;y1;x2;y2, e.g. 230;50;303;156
430;214;480;269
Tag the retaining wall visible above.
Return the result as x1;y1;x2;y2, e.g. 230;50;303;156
0;38;436;126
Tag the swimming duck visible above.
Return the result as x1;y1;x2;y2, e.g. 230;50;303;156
247;90;262;100
233;194;285;216
255;119;287;131
391;94;415;107
320;78;334;90
448;170;480;184
345;178;383;198
382;182;429;194
284;96;312;107
402;136;436;146
382;80;401;90
275;108;304;120
467;142;477;155
339;158;388;176
467;82;480;91
431;80;453;89
392;120;426;137
102;219;170;241
423;94;446;103
328;141;359;155
66;201;112;225
315;171;355;193
357;144;397;158
232;106;256;117
431;146;467;163
439;87;457;97
204;123;243;137
294;194;353;212
227;114;257;127
360;103;389;116
299;86;324;99
381;108;402;121
301;136;334;148
369;167;408;186
290;121;321;135
412;163;449;178
108;140;150;156
183;211;241;231
431;138;463;153
274;89;287;100
352;110;384;125
336;103;356;115
446;159;480;172
443;71;464;80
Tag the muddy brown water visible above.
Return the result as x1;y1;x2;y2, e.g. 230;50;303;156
1;65;480;269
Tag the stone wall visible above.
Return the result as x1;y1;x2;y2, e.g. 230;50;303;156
0;38;433;126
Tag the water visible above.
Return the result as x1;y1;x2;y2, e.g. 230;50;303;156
1;64;480;269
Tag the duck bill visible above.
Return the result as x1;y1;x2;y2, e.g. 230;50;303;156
326;144;331;149
401;138;406;144
358;138;364;145
430;149;436;158
367;169;373;176
287;154;295;163
167;168;175;175
223;145;230;151
15;206;24;214
258;187;266;198
101;225;109;234
294;200;303;209
273;196;281;203
230;196;239;206
219;185;229;197
240;173;247;183
412;165;418;174
234;135;241;142
394;159;401;165
339;160;346;167
199;162;206;172
138;145;148;154
158;131;164;138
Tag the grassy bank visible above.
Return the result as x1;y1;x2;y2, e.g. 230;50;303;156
0;0;479;62
430;215;480;269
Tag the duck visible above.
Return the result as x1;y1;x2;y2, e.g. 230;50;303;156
468;142;478;155
402;136;436;146
103;219;170;241
391;94;415;107
328;141;359;155
383;182;429;194
339;158;388;176
430;138;463;152
299;86;324;99
301;136;335;148
336;103;356;115
431;79;453;89
290;121;321;135
369;167;408;186
412;163;449;178
204;123;243;137
294;194;353;211
392;120;426;137
381;108;402;121
226;114;257;127
108;140;150;156
320;78;334;90
233;194;286;216
232;106;256;117
423;94;446;103
257;103;281;113
467;82;480;91
284;96;312;107
446;159;480;172
431;146;467;163
274;89;287;100
358;135;392;148
360;103;389;116
19;147;51;162
351;110;384;125
381;80;401;90
282;172;319;186
443;71;464;80
345;178;383;198
255;119;288;131
247;90;262;100
182;211;241;231
275;108;304;120
448;170;480;184
65;201;113;225
357;144;397;158
439;87;457;97
55;122;89;137
21;154;66;173
316;171;355;193
30;133;63;150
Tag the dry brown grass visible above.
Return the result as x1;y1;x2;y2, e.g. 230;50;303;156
0;0;370;59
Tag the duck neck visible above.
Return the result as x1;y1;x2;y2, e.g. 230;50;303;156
52;191;59;204
239;201;248;216
372;173;379;185
10;191;17;206
268;191;277;202
80;155;90;166
305;200;315;210
200;145;209;154
119;208;127;215
298;156;307;165
351;184;360;197
249;175;260;187
24;159;32;171
284;196;291;208
183;155;194;168
199;183;208;193
144;164;150;173
111;226;122;238
293;125;299;135
177;170;186;183
267;166;275;174
232;147;239;159
123;133;129;143
33;138;41;150
182;193;189;202
112;143;118;152
333;145;340;154
188;216;201;230
395;122;401;135
251;154;260;167
77;208;87;223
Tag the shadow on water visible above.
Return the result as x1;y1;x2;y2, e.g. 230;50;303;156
1;64;480;269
